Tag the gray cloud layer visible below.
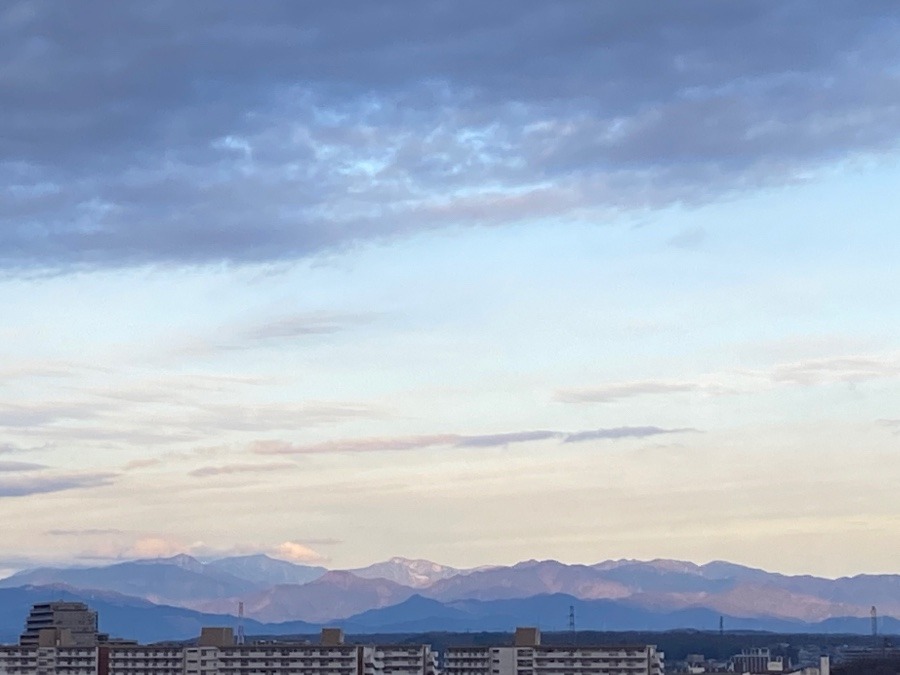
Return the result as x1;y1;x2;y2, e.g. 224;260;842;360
2;1;899;271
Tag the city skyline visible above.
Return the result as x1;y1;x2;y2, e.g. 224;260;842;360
2;2;900;578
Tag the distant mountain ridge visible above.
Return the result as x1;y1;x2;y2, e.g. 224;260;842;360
2;585;898;645
0;556;257;606
1;554;899;638
348;557;464;588
206;554;327;586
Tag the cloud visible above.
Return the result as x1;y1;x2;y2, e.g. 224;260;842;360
254;426;694;455
455;430;562;447
667;226;708;249
175;312;380;357
770;355;900;386
126;537;187;559
45;528;128;537
2;1;899;272
271;541;328;564
556;380;728;403
556;353;900;406
0;401;111;427
295;537;342;547
0;472;117;497
0;363;80;382
0;461;46;472
1;394;383;449
123;458;163;471
0;442;53;455
243;312;376;341
189;461;296;478
252;435;459;455
563;426;696;442
185;401;384;433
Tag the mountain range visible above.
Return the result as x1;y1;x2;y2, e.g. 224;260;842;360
1;555;898;642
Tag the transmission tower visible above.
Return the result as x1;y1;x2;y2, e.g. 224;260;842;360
568;605;576;645
237;601;246;646
871;606;878;648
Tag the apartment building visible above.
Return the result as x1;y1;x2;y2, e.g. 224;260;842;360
180;628;438;675
0;645;97;675
19;604;102;648
104;645;184;675
732;648;784;673
445;628;664;675
101;627;437;675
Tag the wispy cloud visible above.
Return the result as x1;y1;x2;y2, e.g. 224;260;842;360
667;226;708;250
557;353;900;404
252;435;459;456
455;431;561;448
176;312;381;358
0;472;117;498
272;541;329;564
67;536;331;566
253;426;694;456
0;442;53;455
770;355;900;386
0;363;80;382
186;401;384;433
563;427;696;442
0;400;112;427
243;312;377;341
0;461;46;472
556;380;729;403
46;528;128;537
189;462;296;478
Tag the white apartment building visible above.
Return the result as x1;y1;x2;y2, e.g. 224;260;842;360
445;628;663;675
186;644;374;675
0;646;97;675
25;627;437;675
3;640;439;675
105;646;184;675
375;645;438;675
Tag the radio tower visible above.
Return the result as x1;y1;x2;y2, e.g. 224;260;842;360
568;605;576;645
237;601;246;646
871;606;878;648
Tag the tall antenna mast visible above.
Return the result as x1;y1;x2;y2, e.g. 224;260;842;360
237;601;246;646
871;606;877;647
568;605;576;645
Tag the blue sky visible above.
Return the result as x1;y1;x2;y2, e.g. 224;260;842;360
1;1;899;577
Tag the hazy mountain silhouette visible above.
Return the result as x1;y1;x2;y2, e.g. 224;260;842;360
3;556;899;630
207;554;327;586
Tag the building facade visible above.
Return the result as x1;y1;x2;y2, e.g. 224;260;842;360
0;646;97;675
445;628;664;675
19;604;102;648
4;625;438;675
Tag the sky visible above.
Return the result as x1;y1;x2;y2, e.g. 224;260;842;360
1;0;899;579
